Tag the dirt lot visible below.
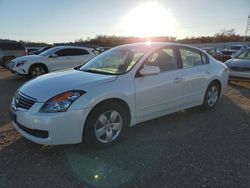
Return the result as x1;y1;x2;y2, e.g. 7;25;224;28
0;66;250;188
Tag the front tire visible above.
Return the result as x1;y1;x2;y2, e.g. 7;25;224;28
84;101;128;147
29;64;47;78
202;82;221;110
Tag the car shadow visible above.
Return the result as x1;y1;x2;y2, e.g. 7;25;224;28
229;81;250;100
1;94;250;187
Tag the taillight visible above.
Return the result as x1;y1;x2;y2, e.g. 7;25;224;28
24;49;28;56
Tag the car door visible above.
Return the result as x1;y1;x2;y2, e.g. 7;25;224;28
135;47;187;118
177;47;210;104
48;49;75;71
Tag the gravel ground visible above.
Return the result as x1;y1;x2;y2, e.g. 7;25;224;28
0;66;250;188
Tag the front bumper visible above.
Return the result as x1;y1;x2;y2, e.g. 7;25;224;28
9;62;29;75
10;104;91;145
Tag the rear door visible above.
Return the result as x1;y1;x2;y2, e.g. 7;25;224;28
177;47;210;104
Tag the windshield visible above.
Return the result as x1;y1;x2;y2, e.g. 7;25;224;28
39;47;59;56
236;49;250;59
80;48;145;75
37;46;50;53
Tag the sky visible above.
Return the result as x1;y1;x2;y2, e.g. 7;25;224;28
0;0;249;43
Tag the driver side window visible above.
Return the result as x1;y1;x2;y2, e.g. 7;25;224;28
144;48;178;72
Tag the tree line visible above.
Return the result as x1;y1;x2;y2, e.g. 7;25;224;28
1;29;249;47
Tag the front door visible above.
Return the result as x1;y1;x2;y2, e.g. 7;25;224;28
135;47;186;118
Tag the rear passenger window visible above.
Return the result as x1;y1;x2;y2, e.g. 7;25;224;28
180;48;203;68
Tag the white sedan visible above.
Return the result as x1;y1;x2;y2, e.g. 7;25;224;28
10;42;229;147
9;46;96;77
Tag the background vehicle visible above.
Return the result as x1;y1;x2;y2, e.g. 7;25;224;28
95;47;111;54
26;47;40;55
10;42;229;147
9;46;96;77
228;45;247;52
0;42;27;68
202;47;222;61
225;48;250;80
29;46;53;55
221;49;239;62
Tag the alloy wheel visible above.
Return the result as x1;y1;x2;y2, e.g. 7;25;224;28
207;85;218;107
94;110;123;143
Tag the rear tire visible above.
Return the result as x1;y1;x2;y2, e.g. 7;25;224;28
83;101;128;147
202;82;221;110
29;64;48;78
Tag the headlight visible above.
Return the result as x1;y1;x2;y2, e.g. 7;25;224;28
40;90;86;113
16;60;28;67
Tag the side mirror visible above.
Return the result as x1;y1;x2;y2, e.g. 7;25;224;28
50;54;58;58
139;65;160;76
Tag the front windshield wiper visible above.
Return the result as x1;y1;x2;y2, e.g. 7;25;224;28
81;69;115;75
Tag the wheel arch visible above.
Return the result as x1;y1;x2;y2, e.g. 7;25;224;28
85;97;132;127
209;79;222;96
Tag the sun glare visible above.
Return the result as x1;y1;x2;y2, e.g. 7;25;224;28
122;2;177;37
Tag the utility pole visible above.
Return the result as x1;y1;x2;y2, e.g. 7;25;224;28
244;13;250;41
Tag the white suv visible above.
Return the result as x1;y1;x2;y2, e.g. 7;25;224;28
9;46;96;77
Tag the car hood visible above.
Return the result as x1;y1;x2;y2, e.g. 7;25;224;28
13;55;44;62
225;58;250;68
19;70;117;102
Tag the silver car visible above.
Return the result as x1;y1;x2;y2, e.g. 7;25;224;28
225;48;250;80
0;42;27;68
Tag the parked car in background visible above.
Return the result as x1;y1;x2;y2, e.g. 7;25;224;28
9;46;96;77
221;49;239;62
202;47;222;61
225;48;250;80
9;42;229;147
26;47;40;55
228;45;247;52
0;42;27;68
29;46;53;55
96;47;111;54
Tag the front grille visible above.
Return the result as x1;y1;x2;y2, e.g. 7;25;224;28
230;66;250;72
17;123;49;138
14;92;37;110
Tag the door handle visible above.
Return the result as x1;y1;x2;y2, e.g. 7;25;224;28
174;77;183;83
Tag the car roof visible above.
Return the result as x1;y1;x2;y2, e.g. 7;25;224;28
53;46;91;50
115;42;202;52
